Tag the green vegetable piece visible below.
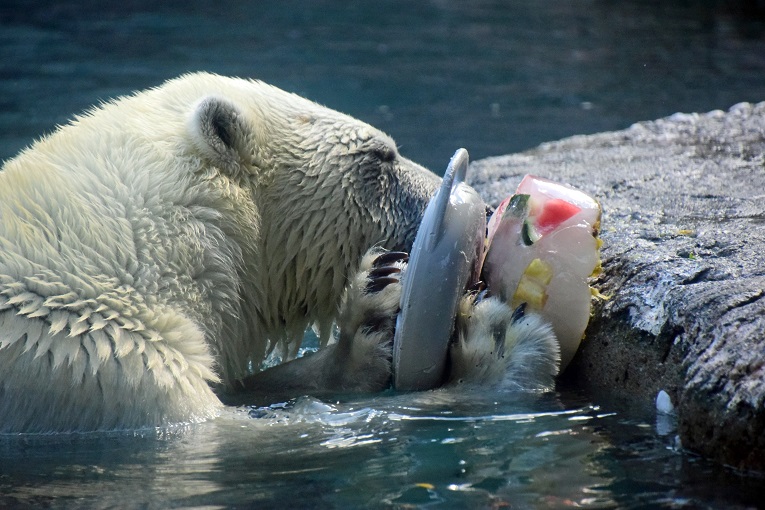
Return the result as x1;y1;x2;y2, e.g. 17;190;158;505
521;219;540;245
506;193;530;218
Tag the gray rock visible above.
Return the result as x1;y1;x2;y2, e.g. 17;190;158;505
469;102;765;471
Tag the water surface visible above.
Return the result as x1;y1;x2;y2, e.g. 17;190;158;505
2;390;762;509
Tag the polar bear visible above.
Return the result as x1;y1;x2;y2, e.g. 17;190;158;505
0;73;558;433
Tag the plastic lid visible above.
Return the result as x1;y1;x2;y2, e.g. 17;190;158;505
392;149;486;390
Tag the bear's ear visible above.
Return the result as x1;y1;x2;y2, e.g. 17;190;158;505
188;96;251;173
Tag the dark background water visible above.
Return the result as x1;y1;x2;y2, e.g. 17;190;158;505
1;0;764;172
1;1;765;508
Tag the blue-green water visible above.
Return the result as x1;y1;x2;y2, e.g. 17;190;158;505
0;391;763;508
1;0;764;171
1;1;764;508
2;390;761;509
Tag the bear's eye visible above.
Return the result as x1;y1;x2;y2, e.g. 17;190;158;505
373;146;396;163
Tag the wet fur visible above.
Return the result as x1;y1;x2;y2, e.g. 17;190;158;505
0;73;438;432
247;249;561;398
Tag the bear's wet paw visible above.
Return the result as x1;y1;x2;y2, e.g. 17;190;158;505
448;296;560;391
339;249;407;336
334;248;408;391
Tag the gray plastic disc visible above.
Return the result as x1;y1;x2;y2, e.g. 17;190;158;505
392;149;486;391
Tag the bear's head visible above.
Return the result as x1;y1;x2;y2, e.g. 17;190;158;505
180;73;440;369
6;72;439;383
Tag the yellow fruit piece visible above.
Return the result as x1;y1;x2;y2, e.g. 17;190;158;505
524;258;554;283
512;258;553;310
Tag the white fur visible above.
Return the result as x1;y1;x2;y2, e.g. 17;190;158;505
0;73;437;432
448;295;560;391
333;249;406;390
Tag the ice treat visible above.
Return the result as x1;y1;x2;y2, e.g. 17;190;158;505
481;175;602;370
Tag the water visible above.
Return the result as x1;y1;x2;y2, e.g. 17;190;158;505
1;0;764;171
0;381;761;506
1;390;762;508
1;1;765;508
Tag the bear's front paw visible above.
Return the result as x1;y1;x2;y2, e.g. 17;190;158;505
448;294;560;391
334;248;408;391
361;249;409;328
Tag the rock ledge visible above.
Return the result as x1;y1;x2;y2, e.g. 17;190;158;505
470;102;765;471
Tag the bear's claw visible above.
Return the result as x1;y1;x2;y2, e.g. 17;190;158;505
372;250;409;268
366;275;400;293
368;264;401;279
510;303;526;324
366;260;402;292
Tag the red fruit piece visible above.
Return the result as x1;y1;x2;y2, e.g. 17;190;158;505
536;198;581;234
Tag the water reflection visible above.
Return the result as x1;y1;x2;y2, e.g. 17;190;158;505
232;392;620;508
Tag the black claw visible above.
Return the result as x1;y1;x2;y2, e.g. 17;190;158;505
373;250;409;268
510;303;527;324
474;288;491;304
369;266;401;279
467;280;491;304
484;205;495;239
366;275;400;293
467;280;487;294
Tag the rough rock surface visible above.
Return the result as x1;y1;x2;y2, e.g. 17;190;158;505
469;102;765;471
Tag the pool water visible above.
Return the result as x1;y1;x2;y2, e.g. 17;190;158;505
1;0;764;171
1;389;762;508
1;1;764;508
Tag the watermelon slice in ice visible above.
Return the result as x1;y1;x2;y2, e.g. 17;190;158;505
481;175;602;370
